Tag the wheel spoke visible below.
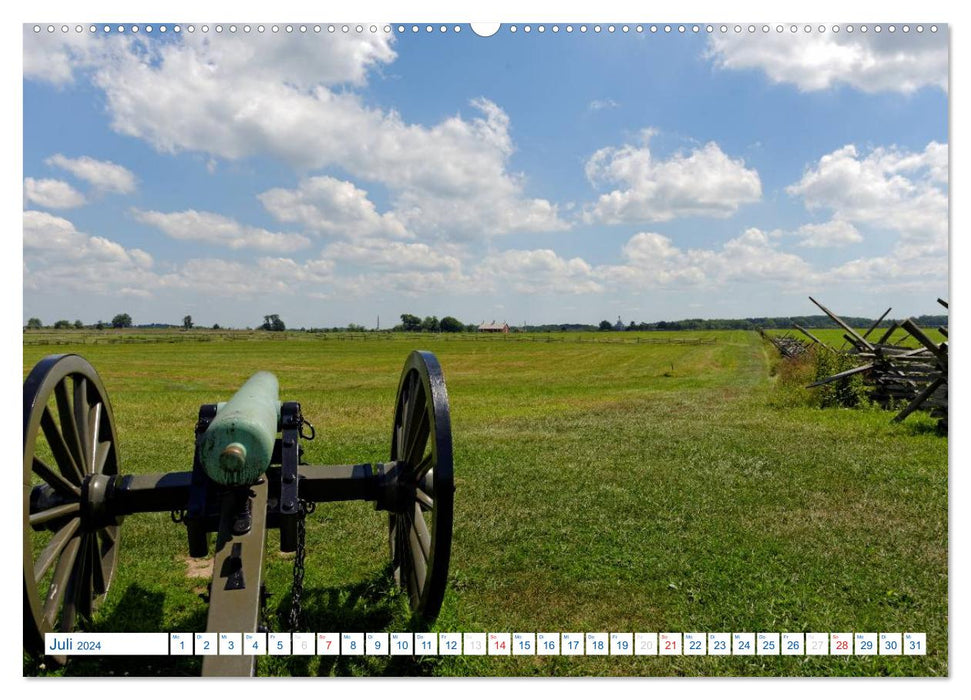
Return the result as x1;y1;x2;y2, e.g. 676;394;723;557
408;520;428;591
54;378;85;473
415;486;433;511
93;440;111;476
412;502;431;562
397;513;414;595
402;373;423;448
43;534;81;627
40;406;83;486
74;377;92;475
415;453;434;480
100;525;117;548
29;502;80;528
32;456;81;499
86;401;102;472
90;531;107;597
405;409;430;467
75;534;94;620
33;518;80;583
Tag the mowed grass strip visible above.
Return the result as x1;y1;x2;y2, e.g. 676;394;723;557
23;330;946;676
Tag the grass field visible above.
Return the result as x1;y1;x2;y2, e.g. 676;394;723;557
23;329;947;676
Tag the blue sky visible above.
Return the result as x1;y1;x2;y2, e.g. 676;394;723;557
22;22;948;328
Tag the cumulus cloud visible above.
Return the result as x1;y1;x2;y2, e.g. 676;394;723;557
133;209;311;252
787;141;948;256
23;210;154;293
155;256;335;297
584;131;761;224
26;32;567;240
22;27;110;86
259;176;410;239
598;228;814;289
793;219;863;248
323;239;462;273
24;178;86;209
473;249;603;295
707;29;948;94
46;154;137;194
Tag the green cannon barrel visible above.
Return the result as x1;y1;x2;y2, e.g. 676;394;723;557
200;372;281;486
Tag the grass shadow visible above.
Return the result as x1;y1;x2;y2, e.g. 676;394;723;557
261;564;437;677
24;583;206;677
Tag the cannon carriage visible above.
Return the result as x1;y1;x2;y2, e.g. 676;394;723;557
24;350;454;676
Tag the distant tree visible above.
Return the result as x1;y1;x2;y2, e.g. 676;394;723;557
53;319;72;329
212;323;221;330
111;313;132;328
465;323;479;333
627;320;636;331
598;319;612;331
400;313;422;332
26;317;42;330
182;315;193;330
421;315;440;332
74;320;84;329
96;320;106;330
261;314;286;332
347;323;366;332
440;316;464;333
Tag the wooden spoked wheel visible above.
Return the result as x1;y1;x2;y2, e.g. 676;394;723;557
389;351;454;623
23;355;121;663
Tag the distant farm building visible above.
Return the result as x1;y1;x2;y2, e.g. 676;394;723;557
478;321;510;333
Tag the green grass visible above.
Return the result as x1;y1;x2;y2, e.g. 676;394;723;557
23;330;947;676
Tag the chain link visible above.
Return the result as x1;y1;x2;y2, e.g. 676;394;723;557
288;500;310;631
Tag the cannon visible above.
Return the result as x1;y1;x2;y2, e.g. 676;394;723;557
23;351;454;675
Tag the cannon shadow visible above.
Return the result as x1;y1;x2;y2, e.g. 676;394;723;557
263;564;438;677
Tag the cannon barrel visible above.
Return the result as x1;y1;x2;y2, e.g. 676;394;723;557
200;372;281;485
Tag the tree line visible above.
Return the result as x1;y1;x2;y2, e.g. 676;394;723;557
25;311;949;333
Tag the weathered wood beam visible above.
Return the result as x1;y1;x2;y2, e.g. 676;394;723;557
875;322;900;345
809;296;875;351
792;323;837;352
892;376;946;423
900;318;947;363
862;307;892;339
807;363;875;388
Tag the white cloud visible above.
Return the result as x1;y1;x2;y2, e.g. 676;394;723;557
259;176;410;239
787;142;948;256
598;228;814;289
707;30;948;94
323;239;462;273
23;210;154;293
24;178;86;209
793;219;863;248
28;32;566;241
133;209;311;252
156;256;335;298
22;27;108;86
473;249;603;295
46;154;137;194
588;99;619;111
584;132;761;224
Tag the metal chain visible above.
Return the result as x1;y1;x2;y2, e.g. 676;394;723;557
258;584;272;634
288;500;314;631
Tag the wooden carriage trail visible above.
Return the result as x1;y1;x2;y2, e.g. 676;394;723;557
769;297;948;432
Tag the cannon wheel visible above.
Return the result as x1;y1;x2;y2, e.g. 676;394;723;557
389;350;454;623
23;354;122;664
